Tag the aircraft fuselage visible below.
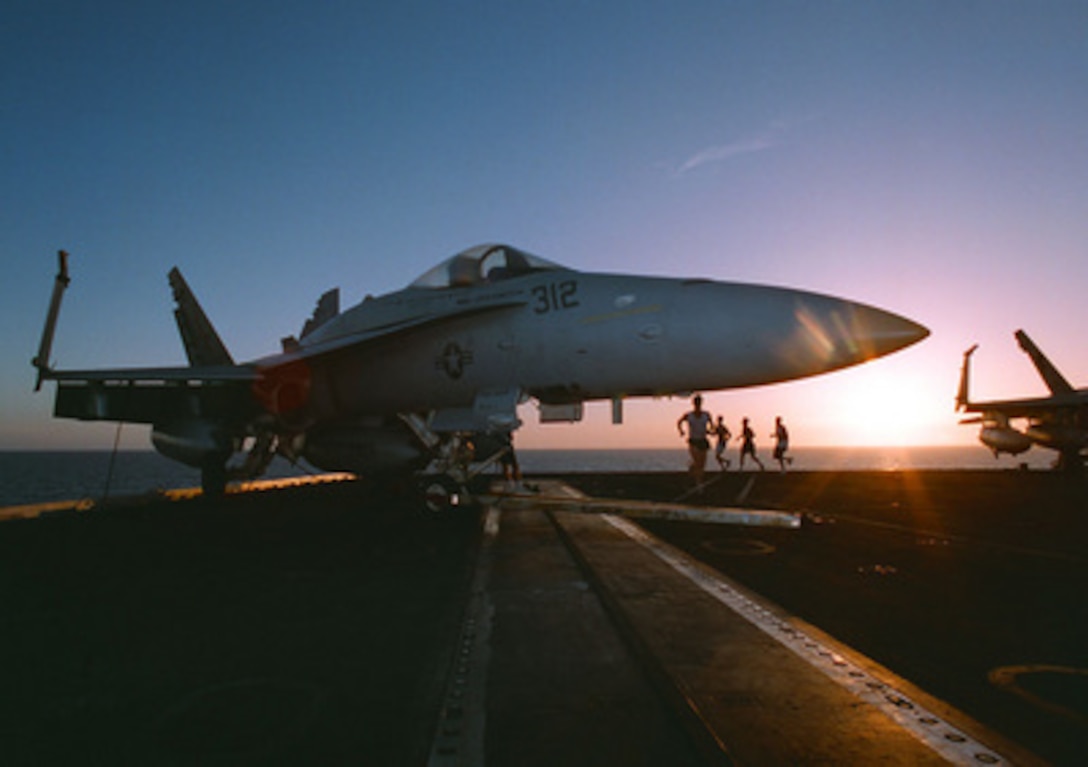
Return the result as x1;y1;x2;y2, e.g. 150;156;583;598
273;269;925;429
35;244;928;488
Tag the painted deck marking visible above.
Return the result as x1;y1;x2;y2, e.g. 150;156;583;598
603;514;1011;766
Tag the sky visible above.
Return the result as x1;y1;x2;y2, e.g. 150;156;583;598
2;1;1086;453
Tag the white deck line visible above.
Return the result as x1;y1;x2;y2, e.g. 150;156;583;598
603;513;1013;766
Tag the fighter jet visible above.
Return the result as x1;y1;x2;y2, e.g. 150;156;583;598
34;244;928;497
956;330;1087;469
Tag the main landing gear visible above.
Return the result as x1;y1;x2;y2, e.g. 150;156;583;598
200;434;278;498
413;427;495;514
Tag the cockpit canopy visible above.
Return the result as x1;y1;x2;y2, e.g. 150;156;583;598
409;244;566;289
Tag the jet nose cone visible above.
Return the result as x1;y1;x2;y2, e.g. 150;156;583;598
802;301;928;363
853;304;929;355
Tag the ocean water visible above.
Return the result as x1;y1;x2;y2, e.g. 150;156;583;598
0;446;1056;508
0;452;311;508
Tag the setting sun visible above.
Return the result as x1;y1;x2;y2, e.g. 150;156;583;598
807;367;952;447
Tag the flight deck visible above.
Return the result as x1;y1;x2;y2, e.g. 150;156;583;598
1;471;1083;765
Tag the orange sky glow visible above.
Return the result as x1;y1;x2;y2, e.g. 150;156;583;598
2;5;1085;456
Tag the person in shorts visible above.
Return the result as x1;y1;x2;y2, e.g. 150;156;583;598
738;416;765;471
712;416;732;470
677;395;714;486
772;416;793;472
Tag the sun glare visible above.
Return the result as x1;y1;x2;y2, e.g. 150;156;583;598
818;369;946;446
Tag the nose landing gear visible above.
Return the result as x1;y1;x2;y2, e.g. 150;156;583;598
421;475;469;514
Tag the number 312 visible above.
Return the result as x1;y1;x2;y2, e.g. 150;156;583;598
532;281;579;314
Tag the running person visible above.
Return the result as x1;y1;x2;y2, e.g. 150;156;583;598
712;416;732;469
677;395;714;486
772;416;793;472
738;417;765;471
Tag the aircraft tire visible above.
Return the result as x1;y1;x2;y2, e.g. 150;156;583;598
420;475;466;514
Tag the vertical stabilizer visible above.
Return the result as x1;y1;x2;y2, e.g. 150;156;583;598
956;344;978;410
1015;330;1073;396
168;268;234;367
300;288;340;339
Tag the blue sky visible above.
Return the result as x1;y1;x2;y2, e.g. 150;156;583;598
3;1;1087;452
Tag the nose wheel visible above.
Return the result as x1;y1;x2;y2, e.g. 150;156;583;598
421;475;469;513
